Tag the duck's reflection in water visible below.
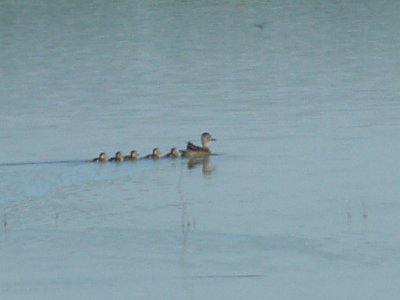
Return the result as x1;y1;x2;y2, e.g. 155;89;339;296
187;156;214;175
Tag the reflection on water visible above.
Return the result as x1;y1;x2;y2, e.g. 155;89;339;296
186;156;214;175
2;208;6;231
345;199;369;235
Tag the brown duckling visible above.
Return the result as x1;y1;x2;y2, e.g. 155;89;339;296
124;150;140;161
92;152;109;162
143;148;162;159
109;151;124;162
164;147;180;159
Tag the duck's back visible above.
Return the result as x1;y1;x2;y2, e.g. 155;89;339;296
186;142;203;151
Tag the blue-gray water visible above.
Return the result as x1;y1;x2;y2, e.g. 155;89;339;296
1;0;400;299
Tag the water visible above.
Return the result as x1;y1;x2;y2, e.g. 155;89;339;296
1;0;400;299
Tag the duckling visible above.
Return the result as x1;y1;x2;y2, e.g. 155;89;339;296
109;151;124;162
180;132;216;158
164;147;180;158
92;152;109;162
124;150;139;161
143;148;162;159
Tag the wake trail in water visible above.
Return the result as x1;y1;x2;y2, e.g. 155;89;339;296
0;160;89;168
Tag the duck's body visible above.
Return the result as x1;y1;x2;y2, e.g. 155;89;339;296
143;148;162;159
109;151;124;162
93;152;109;162
180;132;216;158
164;147;180;159
180;142;211;158
124;150;139;161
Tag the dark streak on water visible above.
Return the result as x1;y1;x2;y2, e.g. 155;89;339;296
190;274;263;279
0;160;89;168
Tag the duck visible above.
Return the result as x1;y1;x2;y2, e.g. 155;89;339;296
143;148;162;159
124;150;139;160
180;132;216;158
92;152;109;162
164;147;180;159
109;151;124;162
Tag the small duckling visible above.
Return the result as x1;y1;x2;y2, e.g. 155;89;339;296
124;150;140;161
143;148;162;159
109;151;124;162
92;152;109;162
164;147;180;159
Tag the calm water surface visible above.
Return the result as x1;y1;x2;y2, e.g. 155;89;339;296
1;0;400;299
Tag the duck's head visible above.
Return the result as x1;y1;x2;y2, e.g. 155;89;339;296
99;152;108;161
201;132;216;148
170;147;180;157
130;150;139;159
115;151;124;161
153;148;161;158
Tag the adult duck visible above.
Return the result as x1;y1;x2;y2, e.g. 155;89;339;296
180;132;216;158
